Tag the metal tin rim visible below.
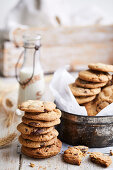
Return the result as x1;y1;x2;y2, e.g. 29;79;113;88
60;109;113;118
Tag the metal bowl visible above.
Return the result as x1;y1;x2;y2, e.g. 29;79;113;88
57;110;113;148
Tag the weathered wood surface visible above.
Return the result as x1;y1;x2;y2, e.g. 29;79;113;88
12;25;113;46
1;25;113;76
0;141;113;170
0;142;19;170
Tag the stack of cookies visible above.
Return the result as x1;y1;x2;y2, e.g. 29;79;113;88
17;100;62;158
70;63;113;116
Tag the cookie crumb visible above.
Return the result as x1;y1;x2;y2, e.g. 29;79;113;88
29;163;35;168
110;150;113;156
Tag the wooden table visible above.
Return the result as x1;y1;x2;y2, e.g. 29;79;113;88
1;141;113;170
0;76;113;170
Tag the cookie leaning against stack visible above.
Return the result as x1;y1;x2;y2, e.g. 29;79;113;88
70;63;113;116
17;100;62;158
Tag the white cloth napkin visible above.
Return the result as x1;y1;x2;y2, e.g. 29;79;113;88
50;67;87;116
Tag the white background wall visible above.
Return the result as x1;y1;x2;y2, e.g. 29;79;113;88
0;0;113;28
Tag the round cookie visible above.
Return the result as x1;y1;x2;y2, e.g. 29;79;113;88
63;147;83;165
84;100;97;116
96;101;110;113
79;70;112;82
105;79;113;87
97;85;113;103
75;78;107;89
44;102;56;112
90;152;112;167
24;109;61;121
21;129;58;142
19;135;57;148
74;146;88;156
94;85;113;113
85;85;113;116
69;83;101;96
17;122;54;135
88;63;113;72
21;139;62;158
76;95;96;104
18;100;56;112
22;116;60;127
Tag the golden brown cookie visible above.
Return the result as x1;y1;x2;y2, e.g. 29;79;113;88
76;95;96;104
84;99;97;116
105;79;113;87
24;109;61;121
79;70;112;82
85;87;113;116
63;147;83;165
21;129;58;142
21;139;62;158
75;78;107;89
90;152;112;167
88;63;113;72
74;146;88;156
19;135;57;148
18;100;56;112
97;85;113;103
22;116;60;127
17;122;54;135
70;83;101;96
94;85;113;113
85;85;113;116
96;101;110;113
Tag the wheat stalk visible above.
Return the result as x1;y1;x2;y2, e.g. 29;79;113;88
0;132;17;148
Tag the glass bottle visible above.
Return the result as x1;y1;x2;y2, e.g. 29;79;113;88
16;34;45;105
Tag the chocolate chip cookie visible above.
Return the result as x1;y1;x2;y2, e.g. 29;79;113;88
88;63;113;73
19;135;57;148
90;152;112;167
63;147;83;165
76;95;96;104
85;85;113;116
21;139;62;158
22;116;60;127
75;78;107;89
84;99;97;116
97;85;113;103
24;109;61;121
18;100;56;112
17;122;54;135
96;101;110;113
70;84;101;96
95;85;113;114
21;129;58;142
79;70;111;82
74;146;88;156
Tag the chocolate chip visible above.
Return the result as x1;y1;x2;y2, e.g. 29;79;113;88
25;128;28;132
31;128;44;135
47;145;51;148
74;153;78;156
40;143;45;147
44;109;48;112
